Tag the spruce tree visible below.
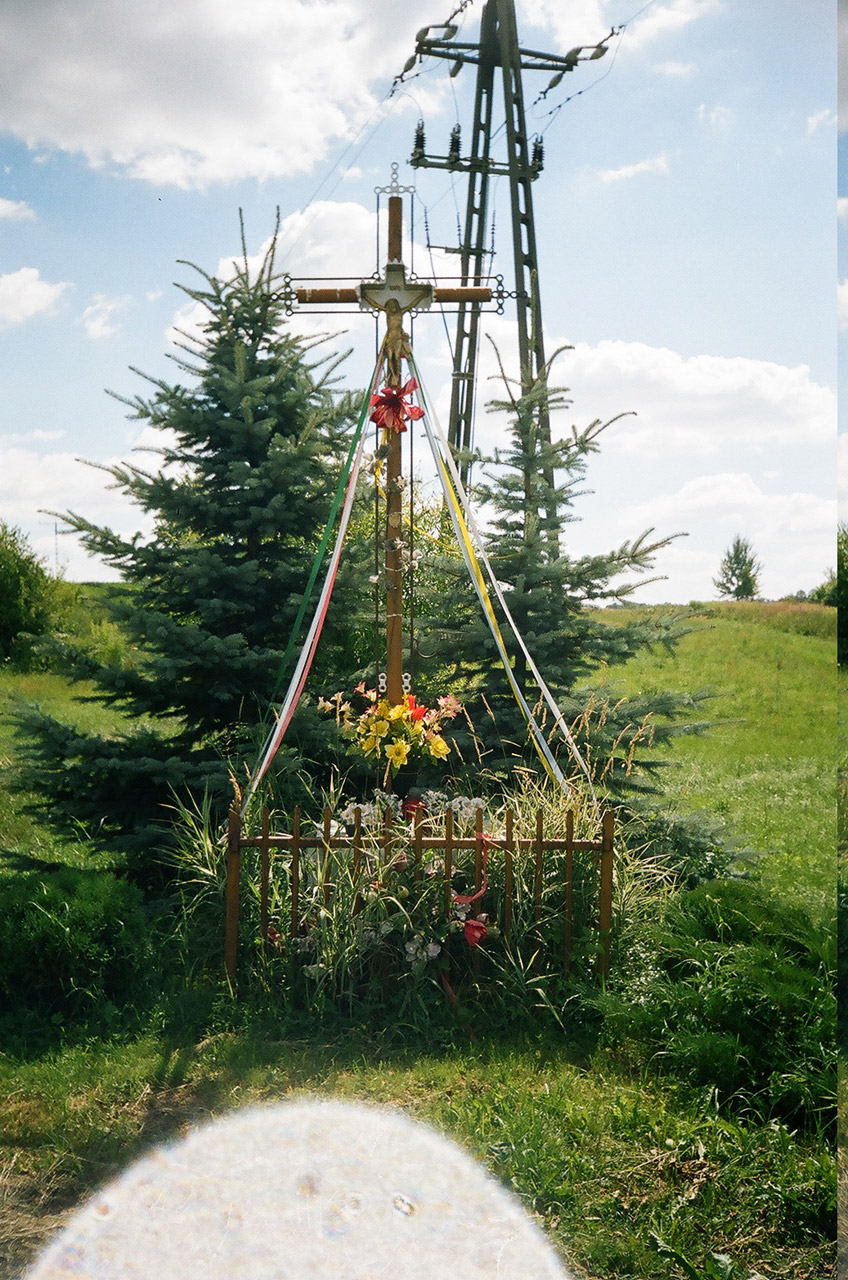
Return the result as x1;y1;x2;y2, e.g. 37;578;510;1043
15;232;367;852
418;361;708;790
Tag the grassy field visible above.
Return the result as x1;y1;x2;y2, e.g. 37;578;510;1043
586;600;835;923
0;600;836;1280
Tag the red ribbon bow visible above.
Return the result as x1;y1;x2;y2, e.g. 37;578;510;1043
369;377;425;433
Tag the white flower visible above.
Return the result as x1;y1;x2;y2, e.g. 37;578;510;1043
425;942;442;959
314;819;343;838
405;936;424;964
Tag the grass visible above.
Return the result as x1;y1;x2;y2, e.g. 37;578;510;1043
587;601;836;923
0;1026;834;1280
0;598;836;1279
0;668;130;874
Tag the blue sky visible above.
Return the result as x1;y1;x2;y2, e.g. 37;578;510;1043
0;0;836;602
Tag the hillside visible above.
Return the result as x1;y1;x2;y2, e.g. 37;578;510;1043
584;600;835;922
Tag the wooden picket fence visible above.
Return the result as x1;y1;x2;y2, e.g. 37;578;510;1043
224;803;615;990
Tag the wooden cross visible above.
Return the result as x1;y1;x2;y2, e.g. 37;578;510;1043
294;169;492;707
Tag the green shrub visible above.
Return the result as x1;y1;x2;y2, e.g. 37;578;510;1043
0;867;154;1030
597;879;835;1132
0;522;53;664
617;805;743;885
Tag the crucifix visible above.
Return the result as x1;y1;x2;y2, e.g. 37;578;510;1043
292;167;492;710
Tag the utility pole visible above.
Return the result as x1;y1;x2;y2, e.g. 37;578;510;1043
407;1;615;486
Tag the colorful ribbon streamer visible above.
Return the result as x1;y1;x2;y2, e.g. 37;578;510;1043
408;352;598;814
241;355;383;813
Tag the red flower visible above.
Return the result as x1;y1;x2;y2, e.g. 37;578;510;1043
369;378;425;433
464;917;488;948
406;694;428;722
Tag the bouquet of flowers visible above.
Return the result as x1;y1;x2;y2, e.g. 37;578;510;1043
319;685;461;778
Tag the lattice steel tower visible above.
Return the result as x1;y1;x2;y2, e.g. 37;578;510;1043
407;0;614;482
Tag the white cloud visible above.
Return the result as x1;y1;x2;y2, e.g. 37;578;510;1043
839;281;848;332
518;0;719;54
654;60;695;77
80;293;132;339
697;103;733;130
516;0;610;50
597;152;669;183
539;339;835;459
0;0;433;189
623;0;723;52
0;196;35;220
0;266;70;326
0;445;144;579
3;429;64;444
807;108;836;134
839;433;848;513
618;474;835;600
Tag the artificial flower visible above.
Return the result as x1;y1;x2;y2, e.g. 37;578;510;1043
320;688;462;776
386;740;410;767
369;377;426;433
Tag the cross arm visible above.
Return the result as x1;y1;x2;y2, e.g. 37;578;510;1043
294;284;492;308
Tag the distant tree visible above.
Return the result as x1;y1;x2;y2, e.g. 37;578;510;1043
713;535;761;601
808;570;835;607
14;232;369;857
0;522;52;662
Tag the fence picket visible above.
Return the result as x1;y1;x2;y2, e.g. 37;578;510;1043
225;803;241;986
290;807;301;938
260;807;270;945
504;809;514;941
598;808;615;980
564;810;574;978
322;806;332;905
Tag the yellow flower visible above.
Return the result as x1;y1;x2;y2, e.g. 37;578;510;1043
361;734;380;756
427;735;450;760
373;718;390;737
388;704;406;722
385;740;410;767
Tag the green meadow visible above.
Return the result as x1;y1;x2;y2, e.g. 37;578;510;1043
589;600;835;922
0;599;836;1280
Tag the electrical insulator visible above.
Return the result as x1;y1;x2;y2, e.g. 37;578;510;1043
448;124;461;164
414;120;425;154
532;137;544;173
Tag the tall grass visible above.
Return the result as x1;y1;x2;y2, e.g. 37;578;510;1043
165;778;630;1032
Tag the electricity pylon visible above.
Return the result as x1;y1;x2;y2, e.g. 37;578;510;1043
405;0;615;484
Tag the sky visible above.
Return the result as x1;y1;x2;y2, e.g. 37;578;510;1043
0;0;837;604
